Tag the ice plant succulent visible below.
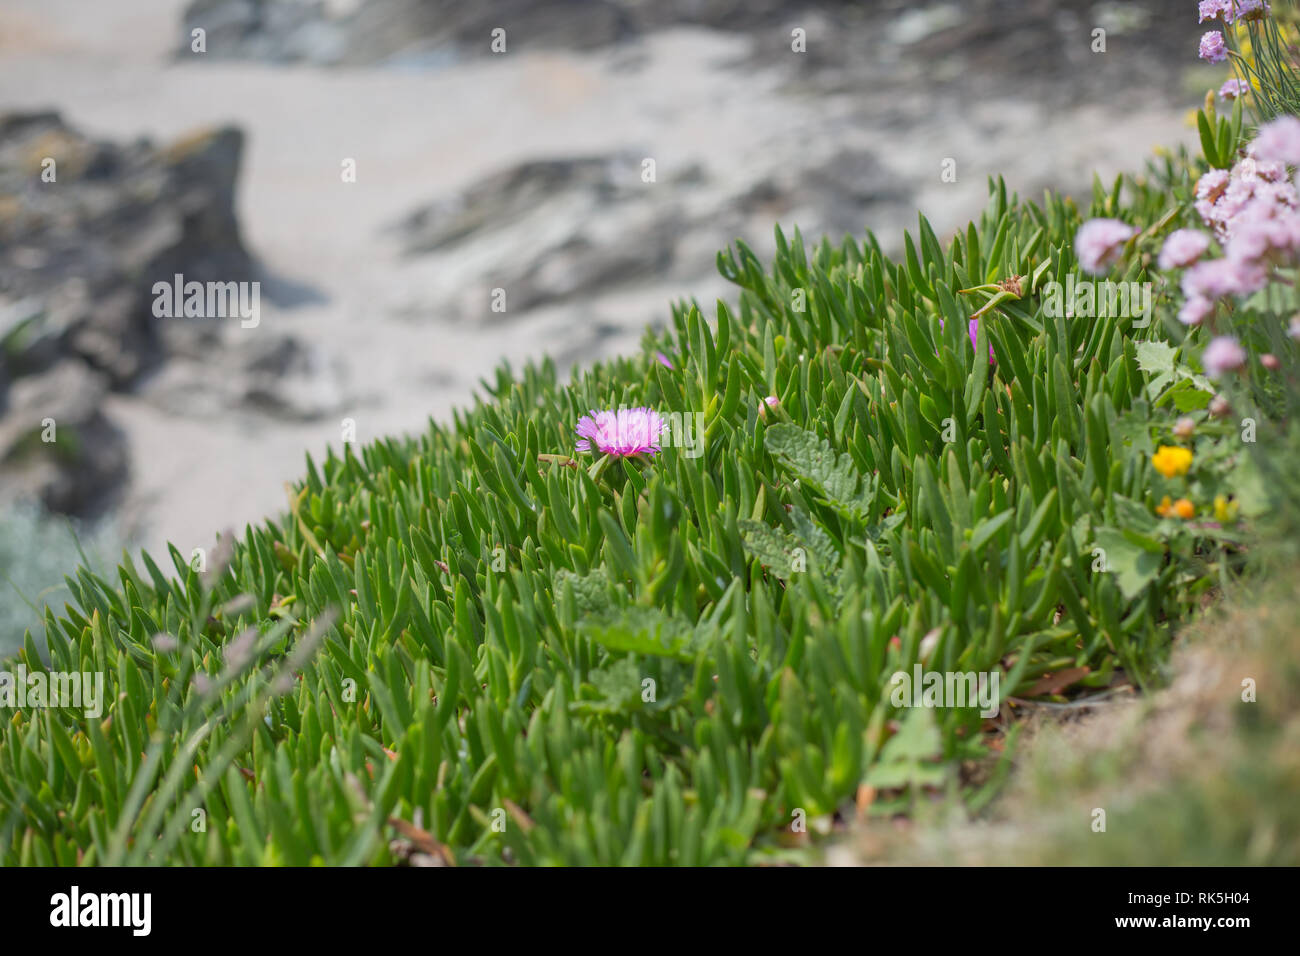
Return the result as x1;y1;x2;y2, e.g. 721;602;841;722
575;407;668;458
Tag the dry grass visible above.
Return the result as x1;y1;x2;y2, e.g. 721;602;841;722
836;568;1300;866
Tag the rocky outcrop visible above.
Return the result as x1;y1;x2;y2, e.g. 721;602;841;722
0;112;252;516
175;0;1201;108
177;0;843;67
0;112;251;387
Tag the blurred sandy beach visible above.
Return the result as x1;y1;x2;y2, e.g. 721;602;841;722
0;0;1197;574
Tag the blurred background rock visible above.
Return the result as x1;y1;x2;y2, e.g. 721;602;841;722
0;0;1203;654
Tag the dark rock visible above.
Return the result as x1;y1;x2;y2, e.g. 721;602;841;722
0;112;255;517
0;361;128;518
0;112;252;389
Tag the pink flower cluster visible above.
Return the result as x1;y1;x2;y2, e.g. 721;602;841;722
1197;2;1271;62
1199;31;1228;63
1199;0;1271;24
1167;120;1300;325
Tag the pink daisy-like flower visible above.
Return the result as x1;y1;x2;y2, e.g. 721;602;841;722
1253;115;1300;167
1199;31;1228;63
1202;336;1247;379
1158;229;1212;270
575;407;668;458
1075;218;1136;274
1219;78;1250;100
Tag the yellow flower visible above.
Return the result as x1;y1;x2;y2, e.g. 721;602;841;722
1155;495;1173;517
1152;445;1193;479
1213;494;1239;524
1173;498;1196;520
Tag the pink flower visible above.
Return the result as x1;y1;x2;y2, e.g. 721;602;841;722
1178;297;1213;326
1199;0;1230;21
655;351;674;369
939;317;995;363
1228;0;1270;23
1181;257;1268;299
1158;229;1211;269
1202;336;1247;379
1074;218;1136;274
1196;169;1231;202
1219;78;1250;100
1199;31;1228;63
1253;115;1300;167
575;407;668;457
968;318;995;364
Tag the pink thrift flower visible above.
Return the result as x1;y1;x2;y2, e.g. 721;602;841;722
1202;336;1247;379
1253;115;1300;168
1196;31;1227;63
1199;0;1230;20
1182;256;1268;299
1199;31;1228;63
1074;218;1135;275
575;407;668;458
1219;78;1250;100
1158;229;1211;270
1228;0;1270;23
1178;297;1213;326
1196;169;1230;202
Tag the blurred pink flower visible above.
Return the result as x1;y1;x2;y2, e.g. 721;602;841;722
1158;229;1211;269
1219;78;1250;100
1074;219;1135;274
1202;336;1247;379
1253;115;1300;167
1178;297;1213;326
